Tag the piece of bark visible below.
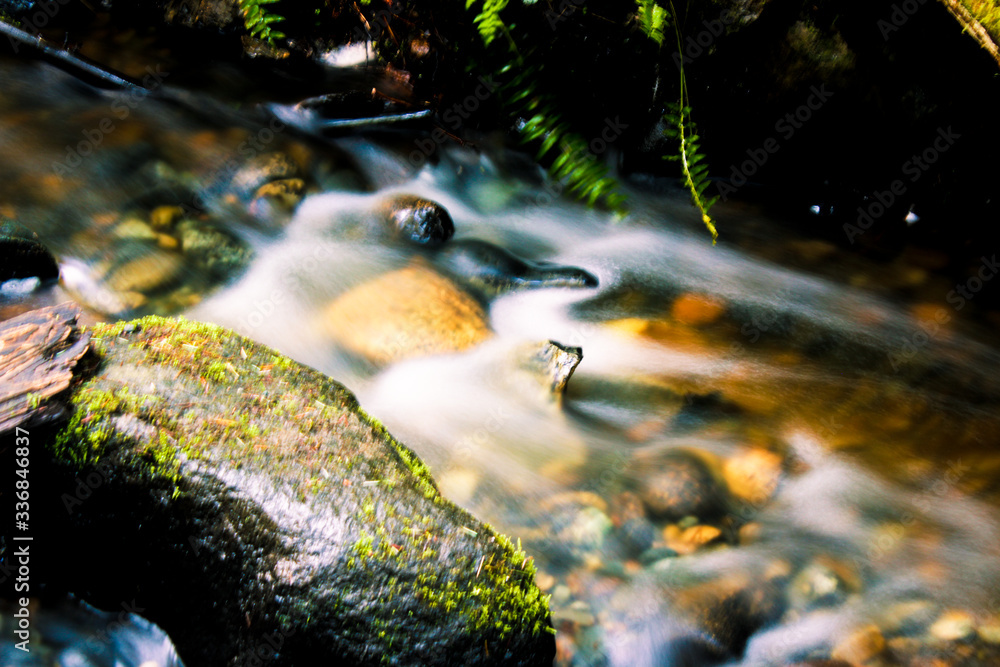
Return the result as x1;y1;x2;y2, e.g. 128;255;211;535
0;302;90;434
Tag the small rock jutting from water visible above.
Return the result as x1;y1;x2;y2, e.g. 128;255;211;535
435;239;598;297
517;340;583;404
377;194;455;245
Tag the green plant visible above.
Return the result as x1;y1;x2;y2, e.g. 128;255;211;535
467;0;511;47
238;0;286;43
663;100;718;243
635;0;669;46
638;0;719;242
511;64;627;210
464;2;627;212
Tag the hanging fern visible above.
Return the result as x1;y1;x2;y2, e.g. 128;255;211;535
663;101;718;242
635;0;669;46
637;0;719;242
510;67;626;211
238;0;286;43
462;3;626;212
466;0;510;46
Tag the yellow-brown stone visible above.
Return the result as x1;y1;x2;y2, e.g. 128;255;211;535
320;263;491;364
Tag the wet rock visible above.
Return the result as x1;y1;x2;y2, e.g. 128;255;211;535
670;293;727;327
533;492;612;563
618;517;657;556
230;152;300;198
787;561;851;610
629;569;785;664
979;615;1000;644
639;546;679;566
552;601;596;627
149;205;185;230
101;249;184;294
722;447;783;506
517;340;583;404
112;218;159;241
377;194;455;245
609;491;648;525
435;239;598;297
22;310;555;666
666;525;724;555
0;221;59;283
929;609;977;642
830;624;885;664
176;219;252;282
631;449;728;522
320;262;491;364
877;599;938;635
0;596;184;667
252;178;306;210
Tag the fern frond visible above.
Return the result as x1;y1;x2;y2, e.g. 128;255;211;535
238;0;285;44
661;1;718;243
467;0;510;46
663;100;718;243
635;0;669;46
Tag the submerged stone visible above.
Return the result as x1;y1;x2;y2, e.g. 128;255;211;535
435;239;598;298
10;305;553;666
320;262;492;364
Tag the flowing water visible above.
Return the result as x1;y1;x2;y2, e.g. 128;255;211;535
4;53;1000;666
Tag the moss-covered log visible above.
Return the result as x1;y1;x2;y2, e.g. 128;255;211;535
2;304;554;666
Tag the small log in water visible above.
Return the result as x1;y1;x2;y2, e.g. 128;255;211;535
0;302;90;434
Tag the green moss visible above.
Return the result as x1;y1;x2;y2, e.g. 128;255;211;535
52;384;182;488
62;314;553;645
958;0;1000;46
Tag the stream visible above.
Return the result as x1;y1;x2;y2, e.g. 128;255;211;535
3;51;1000;667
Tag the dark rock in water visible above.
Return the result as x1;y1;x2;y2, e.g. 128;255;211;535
436;239;598;297
12;306;553;666
0;221;59;283
630;450;728;522
378;194;455;245
610;569;784;666
618;517;657;556
0;596;185;667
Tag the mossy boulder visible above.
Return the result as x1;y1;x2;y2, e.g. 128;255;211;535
11;305;553;666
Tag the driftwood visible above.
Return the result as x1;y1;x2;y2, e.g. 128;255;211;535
0;302;90;434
